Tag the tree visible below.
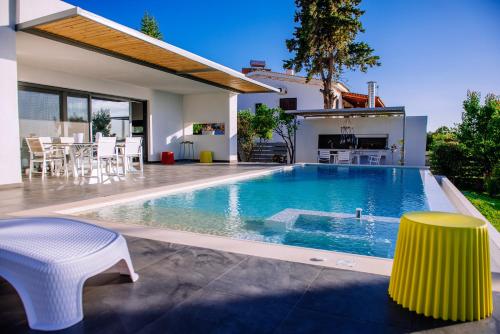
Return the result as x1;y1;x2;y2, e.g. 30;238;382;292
429;141;468;183
252;104;277;142
427;126;456;150
92;109;111;139
284;0;380;109
237;110;256;162
140;12;163;40
456;91;500;177
273;108;299;163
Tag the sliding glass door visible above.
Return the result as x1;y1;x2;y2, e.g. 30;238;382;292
66;95;90;141
18;83;147;171
18;89;62;169
91;98;130;141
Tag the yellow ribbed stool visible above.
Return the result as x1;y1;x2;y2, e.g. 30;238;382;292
199;151;213;163
389;212;492;321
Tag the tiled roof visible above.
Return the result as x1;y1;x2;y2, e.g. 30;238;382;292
341;92;385;108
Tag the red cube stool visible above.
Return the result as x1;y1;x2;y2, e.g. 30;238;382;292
161;151;175;164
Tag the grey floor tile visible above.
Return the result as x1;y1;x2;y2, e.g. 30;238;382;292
0;278;29;333
126;237;186;271
138;289;294;334
297;267;416;330
2;236;499;334
67;247;246;334
416;318;500;334
274;307;403;334
209;256;321;305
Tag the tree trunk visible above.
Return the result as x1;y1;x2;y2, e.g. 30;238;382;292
322;79;335;109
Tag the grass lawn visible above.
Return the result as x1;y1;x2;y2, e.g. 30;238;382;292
463;191;500;230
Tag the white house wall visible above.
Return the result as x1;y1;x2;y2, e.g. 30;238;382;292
18;64;152;101
149;90;183;161
295;117;405;164
183;92;237;162
404;116;427;166
0;0;22;186
238;77;331;112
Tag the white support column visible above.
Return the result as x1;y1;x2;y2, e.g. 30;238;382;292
404;116;428;167
227;92;238;163
0;0;22;186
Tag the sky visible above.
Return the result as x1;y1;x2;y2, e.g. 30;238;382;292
66;0;500;130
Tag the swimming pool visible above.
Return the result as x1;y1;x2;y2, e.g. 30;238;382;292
80;165;456;259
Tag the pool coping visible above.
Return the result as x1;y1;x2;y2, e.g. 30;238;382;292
7;165;395;276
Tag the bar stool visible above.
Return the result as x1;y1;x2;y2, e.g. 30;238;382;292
179;141;194;161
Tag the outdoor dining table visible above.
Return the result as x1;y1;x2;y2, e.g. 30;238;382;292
388;212;493;322
51;142;125;177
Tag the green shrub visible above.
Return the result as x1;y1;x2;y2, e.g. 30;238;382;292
429;141;468;182
237;110;256;162
485;164;500;197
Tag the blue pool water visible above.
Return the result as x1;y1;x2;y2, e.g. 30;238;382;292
82;165;441;259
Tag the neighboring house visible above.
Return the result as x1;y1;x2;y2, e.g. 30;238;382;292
0;0;277;187
237;61;427;166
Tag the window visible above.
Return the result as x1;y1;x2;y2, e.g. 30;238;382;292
279;98;297;111
18;89;62;169
318;134;388;149
67;96;89;122
91;98;131;140
18;89;61;121
357;137;388;149
17;83;148;169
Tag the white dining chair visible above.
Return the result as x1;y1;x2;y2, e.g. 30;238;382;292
317;150;331;163
120;137;143;175
337;151;352;164
25;138;67;179
92;137;118;182
368;153;382;165
38;136;53;150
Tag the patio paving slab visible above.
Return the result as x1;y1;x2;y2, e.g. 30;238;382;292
1;236;499;334
0;163;267;217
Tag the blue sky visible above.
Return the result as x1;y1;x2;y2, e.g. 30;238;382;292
66;0;499;130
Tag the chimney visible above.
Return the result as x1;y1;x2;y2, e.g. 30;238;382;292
367;81;377;108
242;60;270;74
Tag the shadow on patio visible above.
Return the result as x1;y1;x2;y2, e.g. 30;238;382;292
1;236;498;334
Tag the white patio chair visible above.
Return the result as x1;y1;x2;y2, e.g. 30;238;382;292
120;137;143;174
317;150;331;163
25;137;67;179
38;136;53;149
0;217;138;331
337;151;352;164
368;153;382;165
91;136;118;182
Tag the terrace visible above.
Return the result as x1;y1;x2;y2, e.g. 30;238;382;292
1;164;500;333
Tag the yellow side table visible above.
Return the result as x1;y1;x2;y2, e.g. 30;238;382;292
389;212;492;321
199;151;213;163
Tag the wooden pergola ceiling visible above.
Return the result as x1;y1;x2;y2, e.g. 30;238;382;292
17;8;278;94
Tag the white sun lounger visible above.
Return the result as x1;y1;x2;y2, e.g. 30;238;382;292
0;217;139;331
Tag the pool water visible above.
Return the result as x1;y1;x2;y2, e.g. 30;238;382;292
81;165;452;259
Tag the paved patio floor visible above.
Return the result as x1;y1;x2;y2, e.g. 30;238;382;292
0;163;267;217
1;163;500;333
1;236;499;334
